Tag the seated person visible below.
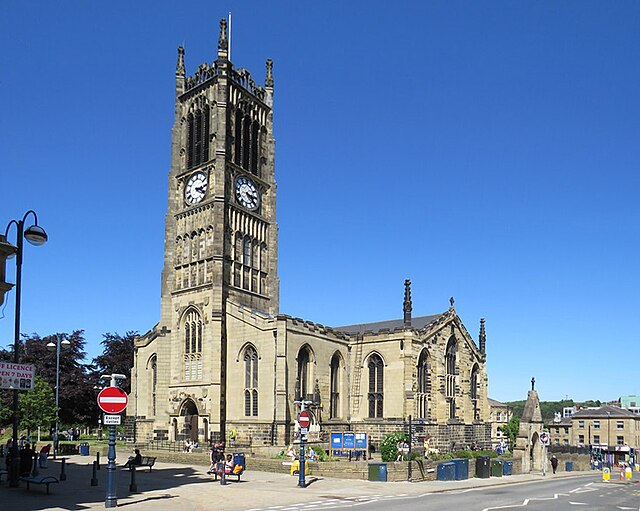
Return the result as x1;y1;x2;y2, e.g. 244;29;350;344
124;449;143;468
224;453;235;474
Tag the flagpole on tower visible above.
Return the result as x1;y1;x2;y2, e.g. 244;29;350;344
228;12;232;61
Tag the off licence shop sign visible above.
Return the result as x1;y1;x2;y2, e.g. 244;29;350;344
0;361;35;390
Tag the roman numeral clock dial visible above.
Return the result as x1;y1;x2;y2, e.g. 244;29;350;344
185;171;208;205
235;176;260;211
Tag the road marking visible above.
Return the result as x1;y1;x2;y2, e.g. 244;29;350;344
569;503;587;506
616;507;636;510
482;493;570;511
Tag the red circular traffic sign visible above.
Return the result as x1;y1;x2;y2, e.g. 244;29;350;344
298;410;310;429
97;386;129;414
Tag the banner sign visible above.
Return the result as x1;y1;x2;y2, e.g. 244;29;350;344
0;361;35;390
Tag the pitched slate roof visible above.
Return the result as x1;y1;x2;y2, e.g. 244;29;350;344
488;398;510;407
572;405;636;419
333;314;443;335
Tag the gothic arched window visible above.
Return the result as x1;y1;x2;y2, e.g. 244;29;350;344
149;355;157;417
368;354;384;418
417;349;430;419
445;338;457;419
330;353;341;419
244;346;258;416
297;346;312;400
470;363;480;421
183;309;203;381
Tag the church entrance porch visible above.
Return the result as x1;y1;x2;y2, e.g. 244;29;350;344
174;399;200;443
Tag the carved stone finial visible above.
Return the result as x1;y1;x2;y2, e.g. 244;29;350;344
449;296;455;309
403;279;412;326
218;18;228;57
479;318;486;354
265;58;274;88
176;46;185;76
531;377;535;391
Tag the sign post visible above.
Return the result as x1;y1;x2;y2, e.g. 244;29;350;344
540;431;550;477
97;374;127;508
297;408;310;488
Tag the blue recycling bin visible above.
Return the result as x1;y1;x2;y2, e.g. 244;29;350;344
437;462;455;481
503;460;513;476
368;463;387;481
79;442;89;456
452;458;469;480
565;461;573;472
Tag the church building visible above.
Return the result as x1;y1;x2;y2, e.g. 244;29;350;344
130;20;491;451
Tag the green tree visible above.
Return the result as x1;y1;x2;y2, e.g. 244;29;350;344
18;376;56;435
498;416;520;450
380;431;409;462
92;332;137;394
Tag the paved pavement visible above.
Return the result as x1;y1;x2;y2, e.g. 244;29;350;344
0;455;619;511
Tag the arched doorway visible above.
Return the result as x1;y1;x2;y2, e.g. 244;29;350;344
180;399;199;443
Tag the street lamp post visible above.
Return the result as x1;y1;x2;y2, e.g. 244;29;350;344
3;211;48;487
47;334;70;459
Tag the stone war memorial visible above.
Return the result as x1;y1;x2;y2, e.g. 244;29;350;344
130;20;491;453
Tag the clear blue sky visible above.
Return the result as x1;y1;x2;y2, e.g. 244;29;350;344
1;1;639;403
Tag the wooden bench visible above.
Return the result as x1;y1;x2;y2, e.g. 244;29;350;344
125;456;156;472
19;475;59;494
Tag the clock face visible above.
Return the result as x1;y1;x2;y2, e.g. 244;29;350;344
235;176;260;210
185;171;208;204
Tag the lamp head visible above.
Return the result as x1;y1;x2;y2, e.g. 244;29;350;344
46;341;56;352
24;225;48;246
61;339;71;347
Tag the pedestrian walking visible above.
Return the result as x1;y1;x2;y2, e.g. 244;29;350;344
550;455;558;474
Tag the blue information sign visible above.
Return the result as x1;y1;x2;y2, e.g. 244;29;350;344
331;433;343;449
354;433;367;449
343;432;355;449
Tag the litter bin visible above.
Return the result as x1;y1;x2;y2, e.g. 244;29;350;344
476;455;490;478
503;460;513;476
452;458;469;480
437;462;455;481
79;442;90;456
565;461;573;472
368;463;387;481
491;459;503;477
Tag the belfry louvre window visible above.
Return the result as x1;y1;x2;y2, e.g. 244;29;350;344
187;105;210;169
183;310;203;381
244;346;258;416
368;354;383;418
233;108;261;177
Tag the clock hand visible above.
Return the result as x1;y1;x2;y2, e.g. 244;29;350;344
196;186;206;194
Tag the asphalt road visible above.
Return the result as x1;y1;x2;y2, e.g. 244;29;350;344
243;475;640;511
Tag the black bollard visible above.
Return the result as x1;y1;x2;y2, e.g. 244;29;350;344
91;461;99;486
129;465;137;493
96;451;101;470
60;458;67;481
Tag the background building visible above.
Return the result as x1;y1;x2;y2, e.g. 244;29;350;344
488;398;513;448
130;20;491;452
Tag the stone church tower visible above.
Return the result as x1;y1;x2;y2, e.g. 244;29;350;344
130;20;491;450
132;20;278;443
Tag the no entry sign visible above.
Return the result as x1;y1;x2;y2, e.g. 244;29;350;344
97;386;129;414
298;409;310;429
